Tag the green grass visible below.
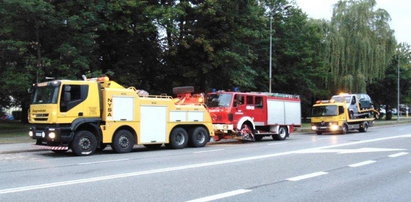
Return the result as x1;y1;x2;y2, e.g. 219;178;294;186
0;121;31;143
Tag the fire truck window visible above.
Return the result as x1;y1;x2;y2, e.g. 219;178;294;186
246;96;254;105
255;96;263;108
234;95;244;107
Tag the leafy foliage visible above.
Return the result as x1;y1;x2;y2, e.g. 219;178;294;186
0;0;408;121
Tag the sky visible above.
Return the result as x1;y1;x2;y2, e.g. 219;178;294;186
294;0;411;44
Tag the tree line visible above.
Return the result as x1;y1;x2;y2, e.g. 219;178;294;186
0;0;410;121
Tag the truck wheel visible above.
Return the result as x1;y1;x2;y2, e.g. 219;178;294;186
272;126;288;140
166;127;188;149
240;123;254;141
144;144;162;149
71;130;97;156
112;130;135;153
359;122;368;132
189;127;210;147
316;132;322;135
341;124;348;134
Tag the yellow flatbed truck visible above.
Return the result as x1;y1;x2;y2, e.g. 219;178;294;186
311;95;378;135
28;77;214;155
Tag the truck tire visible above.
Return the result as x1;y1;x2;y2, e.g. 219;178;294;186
144;144;162;149
189;126;210;147
71;130;97;156
166;127;188;149
341;124;348;134
112;130;135;153
272;126;288;140
240;123;254;141
316;132;322;135
359;122;368;132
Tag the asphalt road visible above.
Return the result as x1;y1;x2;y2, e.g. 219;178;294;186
0;124;410;202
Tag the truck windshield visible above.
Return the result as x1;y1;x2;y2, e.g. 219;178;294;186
312;105;338;117
32;85;60;104
206;94;233;107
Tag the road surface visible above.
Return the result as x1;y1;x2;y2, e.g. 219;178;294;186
0;124;410;201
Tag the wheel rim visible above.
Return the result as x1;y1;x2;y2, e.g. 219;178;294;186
279;128;286;138
119;136;130;148
175;132;185;145
195;131;206;144
79;137;91;150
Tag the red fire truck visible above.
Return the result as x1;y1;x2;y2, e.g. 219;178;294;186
206;91;301;141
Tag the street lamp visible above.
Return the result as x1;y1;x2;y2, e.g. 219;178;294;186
397;47;400;122
269;5;291;93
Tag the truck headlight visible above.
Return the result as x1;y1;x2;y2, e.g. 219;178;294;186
28;131;33;137
330;124;340;131
41;132;46;138
48;132;56;139
311;126;317;130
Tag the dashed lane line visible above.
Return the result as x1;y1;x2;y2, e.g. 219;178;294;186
348;160;376;168
286;172;328;181
186;189;251;202
388;152;408;158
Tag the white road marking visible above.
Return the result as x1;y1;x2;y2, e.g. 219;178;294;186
295;148;406;154
78;158;130;165
267;142;288;146
1;133;410;194
193;149;224;154
186;189;251;202
348;160;376;168
287;172;328;181
388;152;408;158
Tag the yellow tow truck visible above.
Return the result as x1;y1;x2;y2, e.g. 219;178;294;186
28;76;214;155
311;93;379;135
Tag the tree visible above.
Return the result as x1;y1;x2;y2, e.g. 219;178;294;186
367;43;411;108
324;0;396;93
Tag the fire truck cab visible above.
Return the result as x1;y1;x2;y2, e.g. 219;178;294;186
206;91;301;141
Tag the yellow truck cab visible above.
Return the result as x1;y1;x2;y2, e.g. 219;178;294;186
311;94;378;135
29;77;214;155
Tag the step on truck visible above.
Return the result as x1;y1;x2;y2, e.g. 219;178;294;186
28;76;214;155
205;91;301;141
311;93;379;135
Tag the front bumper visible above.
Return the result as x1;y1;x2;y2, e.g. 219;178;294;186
213;124;234;133
311;124;341;133
29;125;73;146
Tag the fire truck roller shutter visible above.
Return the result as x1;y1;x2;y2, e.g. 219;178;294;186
236;116;255;130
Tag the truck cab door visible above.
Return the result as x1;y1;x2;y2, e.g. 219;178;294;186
59;84;89;121
245;96;265;126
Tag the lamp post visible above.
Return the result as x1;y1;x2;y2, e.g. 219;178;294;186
397;49;400;122
269;15;273;93
269;5;291;93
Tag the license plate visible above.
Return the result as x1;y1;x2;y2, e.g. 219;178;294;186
35;132;42;137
